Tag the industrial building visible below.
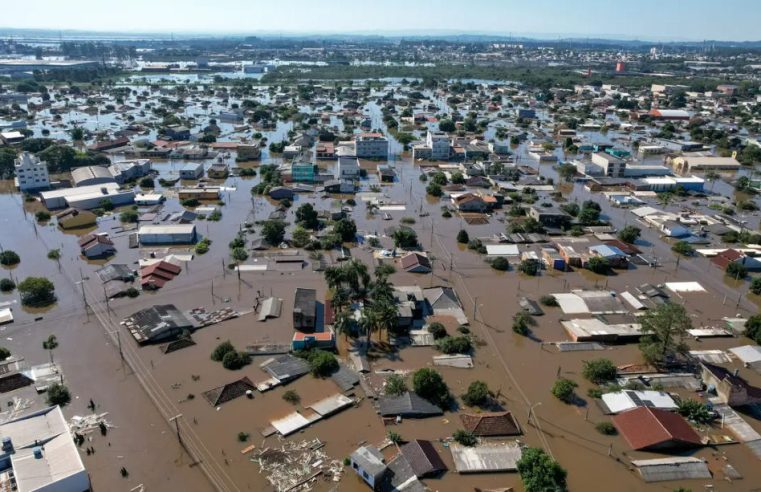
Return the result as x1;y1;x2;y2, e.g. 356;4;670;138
40;183;135;210
71;166;116;187
138;224;197;245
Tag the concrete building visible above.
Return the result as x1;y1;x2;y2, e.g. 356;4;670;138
14;152;49;191
0;406;90;492
427;131;451;160
349;446;387;490
336;157;360;180
40;183;135;210
71;165;116;187
670;155;741;173
293;288;317;332
138;224;197;245
236;144;261;161
354;133;389;159
592;152;627;177
291;162;317;183
179;163;204;180
108;159;152;184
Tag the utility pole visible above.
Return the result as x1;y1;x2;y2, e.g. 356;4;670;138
472;296;478;323
169;414;183;446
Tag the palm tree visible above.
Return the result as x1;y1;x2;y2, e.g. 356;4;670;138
373;301;398;342
324;266;344;292
359;307;379;345
42;334;58;364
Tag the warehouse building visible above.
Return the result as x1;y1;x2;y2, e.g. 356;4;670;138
40;183;135;210
138;224;197;245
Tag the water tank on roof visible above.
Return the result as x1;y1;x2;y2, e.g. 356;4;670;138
1;437;12;452
32;446;42;459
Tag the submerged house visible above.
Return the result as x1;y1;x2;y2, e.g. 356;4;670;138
293;288;317;332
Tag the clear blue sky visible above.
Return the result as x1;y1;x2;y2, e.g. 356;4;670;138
10;0;761;41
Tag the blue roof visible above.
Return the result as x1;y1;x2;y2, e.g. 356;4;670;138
589;244;626;257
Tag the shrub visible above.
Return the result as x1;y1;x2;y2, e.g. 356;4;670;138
139;177;155;188
551;378;578;403
490;257;510;271
677;399;714;424
0;347;10;362
119;210;138;223
512;311;532;335
462;380;490;407
0;251;20;266
387;431;403;444
587;388;603;399
231;247;248;262
282;390;300;405
617;225;641;244
586;256;609;274
426;183;443;197
125;287;139;298
412;368;449;408
46;383;71;406
518;259;540;276
306;349;338;377
671;241;694;256
237;432;250;442
0;278;15;292
726;262;748;279
746;315;761;344
436;336;472;354
595;422;617;435
211;341;235;361
452;429;477;446
392;228;418;249
427;322;447;339
35;210;51;222
47;249;61;260
750;277;761;296
222;351;250;370
582;359;617;384
539;295;558;306
456;229;469;244
385;374;408;396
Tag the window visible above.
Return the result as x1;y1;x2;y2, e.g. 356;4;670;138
362;471;369;480
352;462;358;470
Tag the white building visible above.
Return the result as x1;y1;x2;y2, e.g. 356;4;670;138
427;131;451;160
354;133;389;159
0;406;90;492
179;163;204;180
40;183;135;210
14;152;49;191
601;390;677;414
349;446;386;490
591;152;627;177
138;224;197;245
336;157;360;180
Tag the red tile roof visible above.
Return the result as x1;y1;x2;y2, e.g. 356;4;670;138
612;407;702;450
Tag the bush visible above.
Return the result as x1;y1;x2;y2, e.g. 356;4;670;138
617;225;641;244
231;247;248;262
427;322;447;340
46;383;71;406
222;351;250;370
119;210;138;223
587;387;603;399
746;315;761;344
512;311;532;335
195;238;211;255
139;177;155;188
387;431;403;444
0;251;20;266
237;432;250;442
750;277;761;296
582;359;617;384
306;349;338;377
671;241;694;256
551;378;578;403
262;220;286;245
47;249;61;260
35;210;51;222
0;347;10;362
0;278;15;292
436;336;472;354
516;447;567;492
17;277;56;306
462;381;490;407
586;256;609;274
385;374;408;396
677;399;714;424
426;183;443;197
412;368;449;408
490;257;510;271
452;429;477;446
211;341;235;361
181;198;200;207
595;422;617;435
726;262;748;279
392;228;418;249
518;259;540;276
282;390;300;405
539;295;558;306
456;229;469;244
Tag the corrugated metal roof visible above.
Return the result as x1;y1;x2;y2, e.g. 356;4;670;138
631;457;711;483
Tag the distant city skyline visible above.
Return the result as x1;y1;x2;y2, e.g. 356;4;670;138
8;0;761;42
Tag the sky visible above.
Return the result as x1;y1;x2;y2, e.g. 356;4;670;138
8;0;761;41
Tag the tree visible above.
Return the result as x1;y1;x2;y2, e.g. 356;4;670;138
540;295;558;306
139;177;155;188
0;279;15;292
438;119;456;132
18;277;56;306
412;368;449;408
462;380;490;407
385;374;408;396
393;228;418;248
295;203;319;229
617;225;641;244
518;259;540;276
582;358;617;384
306;349;338;377
35;210;51;222
119;210;138;223
0;251;20;266
99;198;114;212
595;422;617;435
586;256;609;274
551;378;578;403
744;315;761;344
291;226;311;248
751;277;761;296
46;383;71;407
436;336;472;354
262;220;286;245
557;163;577;182
47;249;61;261
451;172;465;184
578;206;600;225
639;303;691;367
456;229;469;244
211;341;235;361
677;399;714;424
427;322;447;339
490;256;510;271
512;311;532;335
452;429;477;446
726;262;748;280
231;247;248;262
70;126;85;141
283;390;300;405
222;351;250;370
516;447;567;492
672;241;695;256
334;218;357;242
0;347;10;362
426;182;443;197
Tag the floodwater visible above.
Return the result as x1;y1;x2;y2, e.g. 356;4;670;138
3;78;761;491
